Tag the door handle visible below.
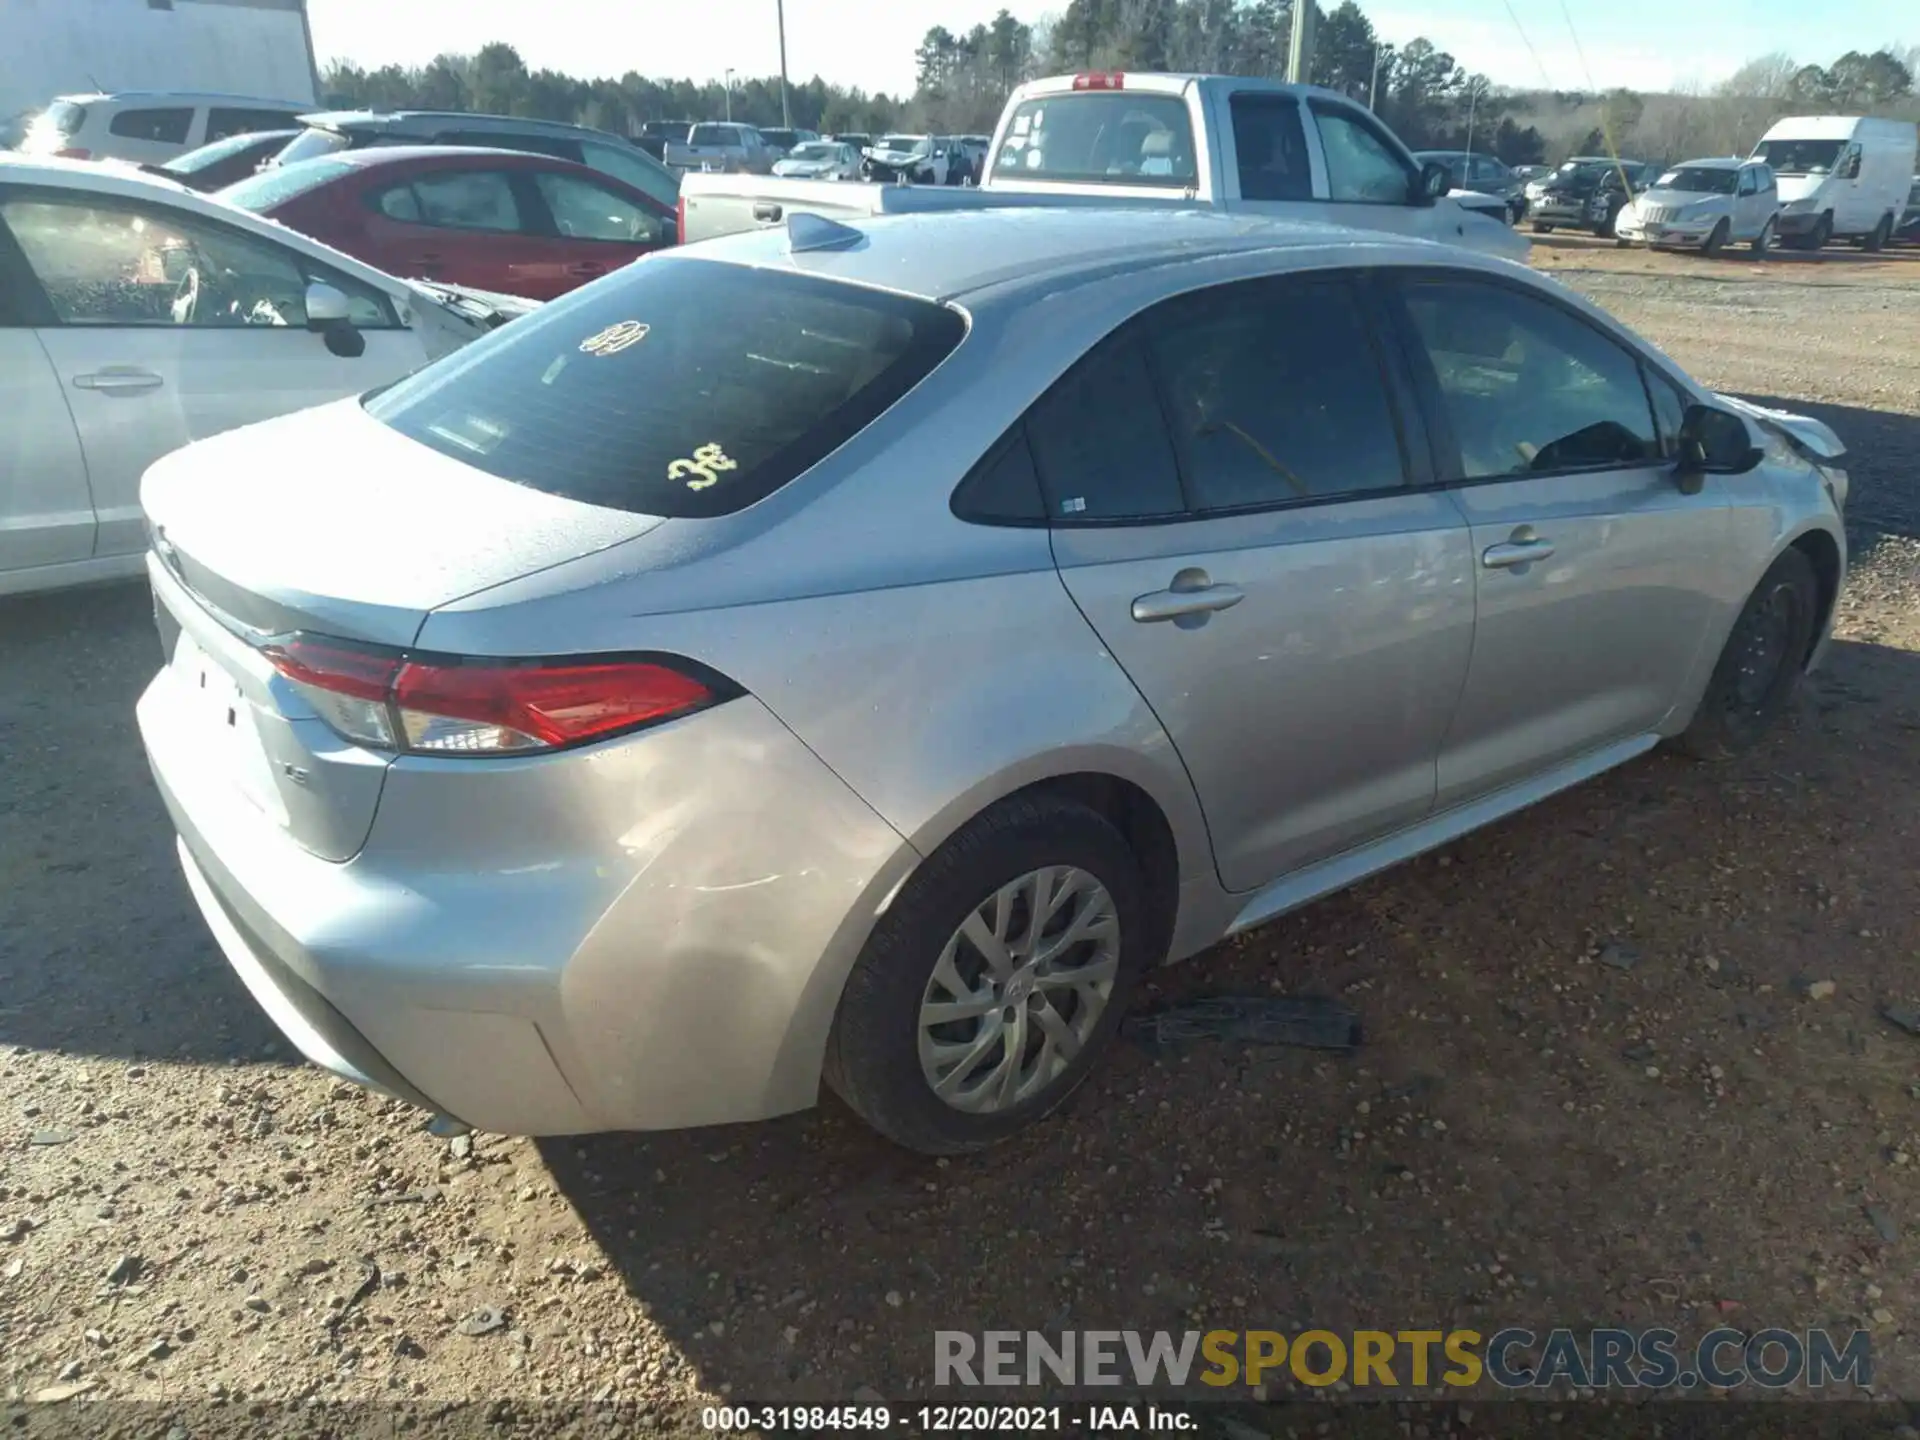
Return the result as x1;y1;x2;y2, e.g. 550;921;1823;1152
1131;581;1245;623
567;262;605;277
73;369;163;395
1482;539;1556;568
752;201;784;223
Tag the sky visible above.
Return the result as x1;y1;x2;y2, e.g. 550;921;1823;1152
305;0;1917;99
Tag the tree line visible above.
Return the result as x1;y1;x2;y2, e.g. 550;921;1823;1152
318;7;1919;169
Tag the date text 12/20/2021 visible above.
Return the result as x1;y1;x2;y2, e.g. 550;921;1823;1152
701;1407;1186;1431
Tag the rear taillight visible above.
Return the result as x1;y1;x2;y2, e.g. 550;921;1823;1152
55;147;92;160
1072;72;1126;90
676;193;686;245
261;633;732;757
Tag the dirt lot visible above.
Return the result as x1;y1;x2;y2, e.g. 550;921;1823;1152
4;238;1920;1420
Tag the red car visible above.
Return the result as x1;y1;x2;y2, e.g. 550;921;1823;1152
219;147;674;300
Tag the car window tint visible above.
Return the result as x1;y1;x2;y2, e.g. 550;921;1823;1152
1229;95;1311;202
1149;278;1405;509
4;196;313;327
1026;336;1184;521
375;184;423;221
993;93;1197;187
1402;277;1660;479
411;171;524;232
952;428;1047;524
1310;104;1412;203
206;107;299;142
108;107;194;144
532;172;661;244
365;258;964;519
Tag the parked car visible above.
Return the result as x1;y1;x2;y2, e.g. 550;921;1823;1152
146;128;298;191
772;140;862;180
1415;149;1527;221
955;136;991;185
0;154;504;597
681;73;1528;260
1617;157;1781;255
1750;116;1918;251
20;91;309;165
664;122;776;174
757;127;819;157
137;207;1847;1155
830;132;874;153
1897;176;1920;244
1528;157;1658;236
269;111;680;213
219;148;673;301
862;134;963;185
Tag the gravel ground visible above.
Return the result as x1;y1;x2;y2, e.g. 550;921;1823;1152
4;238;1920;1419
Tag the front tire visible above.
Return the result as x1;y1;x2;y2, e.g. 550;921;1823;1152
1532;222;1554;234
824;795;1153;1154
1703;218;1730;257
1863;214;1892;253
1677;548;1818;762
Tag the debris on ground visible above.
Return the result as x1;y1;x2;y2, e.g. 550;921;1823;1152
1881;1004;1920;1037
1866;1205;1900;1244
1796;977;1838;1001
456;1305;508;1337
1122;995;1362;1055
1597;942;1641;971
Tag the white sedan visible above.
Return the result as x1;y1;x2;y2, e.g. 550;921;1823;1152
0;155;505;597
771;141;862;181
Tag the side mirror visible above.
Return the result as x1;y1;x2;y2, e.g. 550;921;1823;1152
1674;403;1762;493
1416;160;1452;206
305;280;365;358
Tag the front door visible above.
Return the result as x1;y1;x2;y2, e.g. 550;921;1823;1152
1302;98;1452;246
1388;271;1734;809
1037;272;1476;893
0;188;426;561
521;170;671;294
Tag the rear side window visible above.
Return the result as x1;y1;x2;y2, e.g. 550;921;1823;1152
1026;337;1185;520
365;259;966;519
109;107;193;144
1228;94;1311;202
411;171;524;232
993;93;1197;187
46;101;89;135
207;107;300;142
689;125;740;146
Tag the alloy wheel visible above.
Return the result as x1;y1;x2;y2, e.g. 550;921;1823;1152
916;866;1120;1113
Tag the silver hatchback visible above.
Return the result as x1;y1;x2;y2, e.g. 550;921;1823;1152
139;210;1849;1154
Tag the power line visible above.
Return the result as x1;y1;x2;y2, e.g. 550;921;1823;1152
1497;0;1556;92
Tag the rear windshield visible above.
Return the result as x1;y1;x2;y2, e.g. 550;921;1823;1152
365;259;967;518
1658;166;1738;194
993;92;1196;187
47;100;89;135
219;157;355;209
165;129;286;175
688;124;738;145
273;126;353;166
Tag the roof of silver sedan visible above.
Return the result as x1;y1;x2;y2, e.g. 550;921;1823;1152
673;206;1472;304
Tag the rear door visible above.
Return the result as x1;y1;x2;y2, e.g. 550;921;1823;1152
0;223;93;577
1041;271;1476;892
521;169;672;291
0;186;428;562
362;167;554;296
1386;270;1733;808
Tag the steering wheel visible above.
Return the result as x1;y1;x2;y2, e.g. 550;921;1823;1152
170;264;202;326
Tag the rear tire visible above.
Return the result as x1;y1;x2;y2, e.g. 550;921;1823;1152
1677;548;1818;762
824;795;1153;1154
1532;222;1553;234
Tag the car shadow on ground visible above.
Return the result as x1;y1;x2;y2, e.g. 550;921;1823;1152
1732;396;1920;542
0;581;281;1065
542;630;1920;1403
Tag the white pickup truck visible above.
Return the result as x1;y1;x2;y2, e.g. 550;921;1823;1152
677;71;1527;260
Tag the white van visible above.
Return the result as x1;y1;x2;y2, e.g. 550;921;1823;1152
20;92;310;166
1750;115;1918;251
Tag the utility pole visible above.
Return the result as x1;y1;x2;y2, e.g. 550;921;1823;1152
1286;0;1315;86
1465;84;1478;157
724;68;735;123
1368;42;1385;110
776;0;792;128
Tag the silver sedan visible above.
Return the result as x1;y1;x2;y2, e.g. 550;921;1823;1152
138;208;1849;1154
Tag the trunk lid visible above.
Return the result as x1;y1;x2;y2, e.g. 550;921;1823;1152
143;398;662;860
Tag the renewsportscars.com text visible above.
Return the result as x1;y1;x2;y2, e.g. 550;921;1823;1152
934;1327;1872;1391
